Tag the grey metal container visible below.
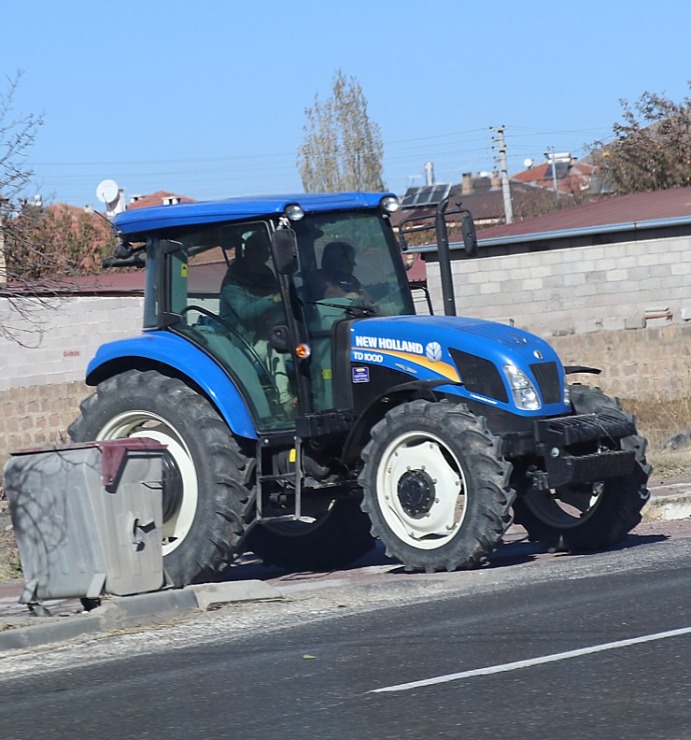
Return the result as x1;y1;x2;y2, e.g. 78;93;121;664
3;439;166;604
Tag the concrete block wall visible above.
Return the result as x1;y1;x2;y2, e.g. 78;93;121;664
426;235;691;337
1;296;143;477
0;296;143;392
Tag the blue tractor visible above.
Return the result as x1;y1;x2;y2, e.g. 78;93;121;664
69;193;650;587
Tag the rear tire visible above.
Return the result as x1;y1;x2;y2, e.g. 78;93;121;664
512;384;651;552
69;369;253;587
359;400;514;572
247;498;375;571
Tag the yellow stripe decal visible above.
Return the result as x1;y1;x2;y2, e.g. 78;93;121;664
355;349;460;382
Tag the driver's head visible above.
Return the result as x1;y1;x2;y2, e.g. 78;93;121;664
322;241;356;277
243;232;271;270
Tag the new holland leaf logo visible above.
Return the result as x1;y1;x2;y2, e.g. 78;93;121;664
425;342;442;362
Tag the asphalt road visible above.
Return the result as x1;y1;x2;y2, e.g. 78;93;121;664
0;532;690;739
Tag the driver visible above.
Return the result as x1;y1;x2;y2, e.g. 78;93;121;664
220;232;293;404
319;241;370;301
220;232;282;343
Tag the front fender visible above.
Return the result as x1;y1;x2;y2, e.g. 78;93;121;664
85;331;257;439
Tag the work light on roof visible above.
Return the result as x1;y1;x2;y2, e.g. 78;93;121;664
284;204;305;221
380;196;400;214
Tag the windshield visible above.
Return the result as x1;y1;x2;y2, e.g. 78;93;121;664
292;211;414;319
291;211;413;411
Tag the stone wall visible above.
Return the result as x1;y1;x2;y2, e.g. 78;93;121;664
547;324;691;400
0;380;90;454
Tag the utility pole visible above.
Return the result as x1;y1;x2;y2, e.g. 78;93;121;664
490;126;513;224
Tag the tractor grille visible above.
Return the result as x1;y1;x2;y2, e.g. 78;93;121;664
530;361;561;405
450;349;508;403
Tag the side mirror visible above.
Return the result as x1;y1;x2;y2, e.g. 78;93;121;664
461;212;478;258
271;229;298;275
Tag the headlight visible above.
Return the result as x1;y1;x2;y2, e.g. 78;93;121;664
503;364;541;410
380;196;400;214
563;384;570;406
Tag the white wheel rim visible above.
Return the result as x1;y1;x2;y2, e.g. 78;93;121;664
375;430;467;550
96;411;198;556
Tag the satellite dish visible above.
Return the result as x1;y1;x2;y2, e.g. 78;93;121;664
96;179;119;205
523;158;534;169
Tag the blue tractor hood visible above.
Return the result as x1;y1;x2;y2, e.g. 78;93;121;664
349;314;568;413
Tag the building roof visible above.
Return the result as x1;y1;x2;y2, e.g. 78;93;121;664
512;159;596;195
126;190;196;210
476;186;691;243
0;270;145;297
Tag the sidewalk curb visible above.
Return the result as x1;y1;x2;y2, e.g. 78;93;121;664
0;580;286;654
0;488;688;655
642;488;691;523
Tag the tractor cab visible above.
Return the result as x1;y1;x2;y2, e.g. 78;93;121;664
122;194;413;432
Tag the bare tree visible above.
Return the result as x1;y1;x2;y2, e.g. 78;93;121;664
0;72;116;345
1;72;42;274
297;69;385;193
590;84;691;195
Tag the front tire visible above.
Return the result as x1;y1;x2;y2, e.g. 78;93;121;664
512;384;651;551
69;369;253;587
359;400;514;572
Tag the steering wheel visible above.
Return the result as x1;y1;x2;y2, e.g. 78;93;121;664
179;305;281;397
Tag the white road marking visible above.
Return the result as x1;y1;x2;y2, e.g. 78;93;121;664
371;625;691;693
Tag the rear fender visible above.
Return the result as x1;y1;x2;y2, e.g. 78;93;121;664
85;332;257;440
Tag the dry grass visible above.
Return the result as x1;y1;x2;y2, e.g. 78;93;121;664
622;395;691;484
0;502;21;583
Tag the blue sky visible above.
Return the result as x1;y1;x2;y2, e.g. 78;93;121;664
2;0;690;209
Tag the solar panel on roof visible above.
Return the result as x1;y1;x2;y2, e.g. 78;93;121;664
553;162;570;179
401;184;452;209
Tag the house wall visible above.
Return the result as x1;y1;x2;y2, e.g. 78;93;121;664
1;231;691;475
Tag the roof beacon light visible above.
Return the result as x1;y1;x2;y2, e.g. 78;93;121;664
285;204;305;222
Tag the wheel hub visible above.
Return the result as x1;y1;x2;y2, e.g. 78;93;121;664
397;469;436;516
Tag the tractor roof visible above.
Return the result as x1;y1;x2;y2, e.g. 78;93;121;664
114;192;395;236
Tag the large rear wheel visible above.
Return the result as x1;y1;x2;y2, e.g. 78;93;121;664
69;369;253;587
359;400;514;572
247;498;375;571
512;384;651;551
